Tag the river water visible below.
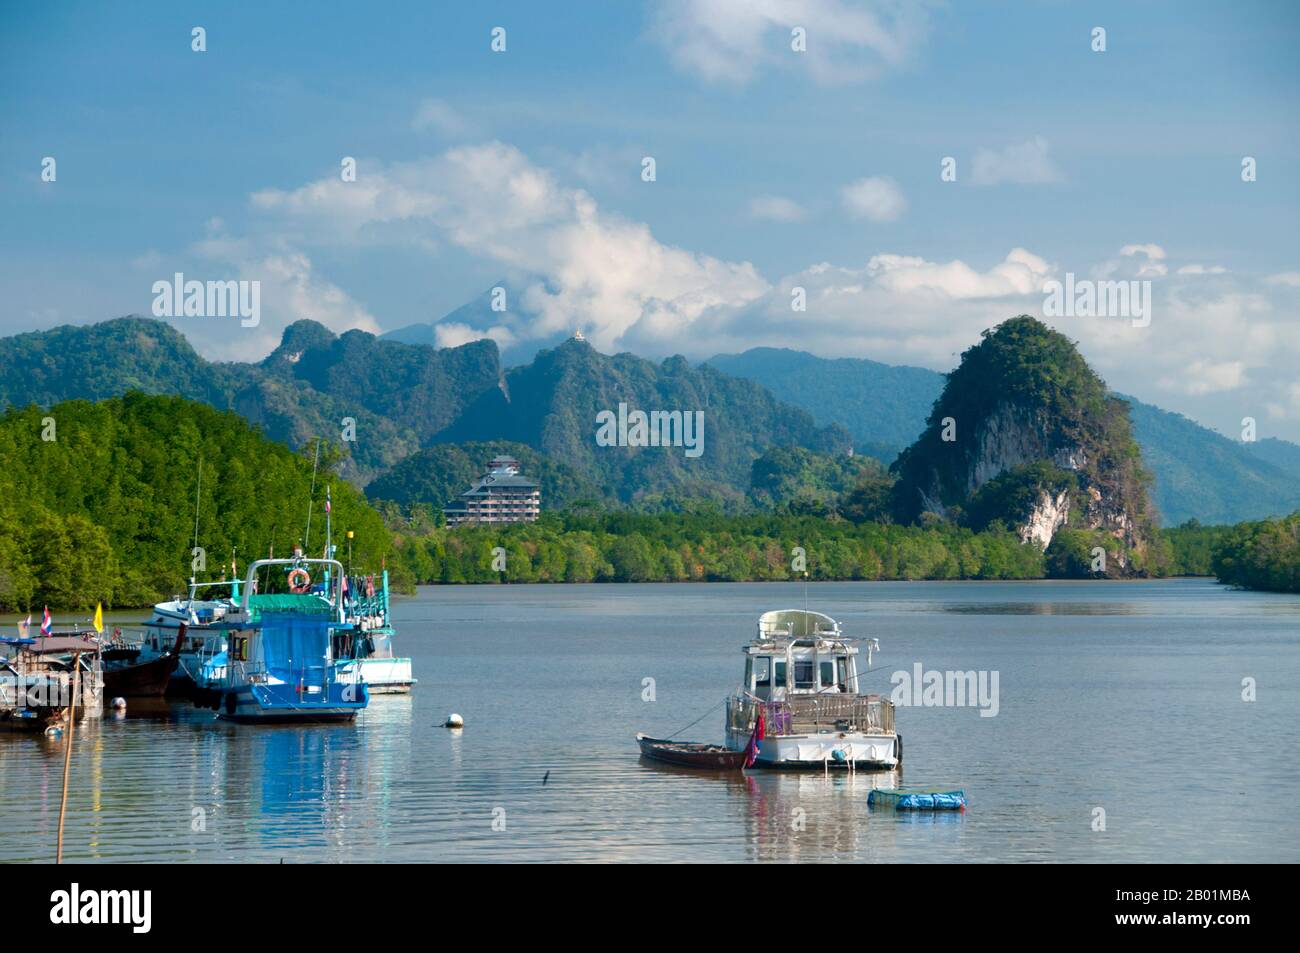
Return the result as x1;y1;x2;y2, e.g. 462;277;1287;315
2;579;1297;863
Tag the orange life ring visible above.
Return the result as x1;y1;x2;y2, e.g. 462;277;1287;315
288;568;312;593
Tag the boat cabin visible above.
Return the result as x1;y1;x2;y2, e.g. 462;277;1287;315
740;610;875;701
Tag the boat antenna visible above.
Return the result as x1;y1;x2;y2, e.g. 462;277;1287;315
192;460;202;554
303;438;322;556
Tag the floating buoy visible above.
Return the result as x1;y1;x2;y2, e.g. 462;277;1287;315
111;697;127;711
443;713;464;729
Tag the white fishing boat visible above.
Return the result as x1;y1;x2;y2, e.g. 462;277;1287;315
724;610;900;770
332;570;414;694
136;579;240;697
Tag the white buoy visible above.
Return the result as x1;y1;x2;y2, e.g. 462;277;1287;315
111;697;127;711
445;713;464;729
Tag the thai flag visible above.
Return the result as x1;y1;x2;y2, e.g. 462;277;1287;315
743;709;766;769
324;487;331;514
17;615;31;638
40;606;52;636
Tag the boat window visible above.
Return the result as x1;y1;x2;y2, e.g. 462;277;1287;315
753;656;771;688
819;661;835;690
837;658;848;692
774;660;787;689
794;660;815;690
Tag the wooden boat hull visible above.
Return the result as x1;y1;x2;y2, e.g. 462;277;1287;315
102;653;179;698
636;733;746;769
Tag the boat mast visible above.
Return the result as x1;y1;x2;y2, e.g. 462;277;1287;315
189;460;203;605
303;438;322;556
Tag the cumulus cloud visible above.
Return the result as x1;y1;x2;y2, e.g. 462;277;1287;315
1091;243;1168;279
867;248;1050;298
841;176;906;222
252;142;769;352
238;143;1300;437
970;137;1063;186
646;0;931;86
748;195;808;223
433;321;516;350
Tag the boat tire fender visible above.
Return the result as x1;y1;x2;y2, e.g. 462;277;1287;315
225;693;238;716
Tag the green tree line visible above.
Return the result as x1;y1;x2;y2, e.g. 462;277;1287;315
0;394;397;611
1211;512;1300;593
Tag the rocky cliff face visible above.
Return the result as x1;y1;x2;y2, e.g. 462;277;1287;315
891;316;1154;570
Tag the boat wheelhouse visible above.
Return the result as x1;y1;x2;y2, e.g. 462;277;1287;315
724;610;900;770
206;557;368;723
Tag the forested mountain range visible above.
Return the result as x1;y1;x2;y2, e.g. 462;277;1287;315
3;316;1297;525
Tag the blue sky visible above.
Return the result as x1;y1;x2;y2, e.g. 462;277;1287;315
2;1;1298;440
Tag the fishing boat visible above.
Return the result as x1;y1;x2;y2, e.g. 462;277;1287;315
0;633;104;732
203;556;368;723
332;570;414;694
100;625;187;697
136;580;241;698
636;733;747;769
723;609;901;771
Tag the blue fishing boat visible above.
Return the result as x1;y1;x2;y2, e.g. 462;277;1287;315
208;557;368;723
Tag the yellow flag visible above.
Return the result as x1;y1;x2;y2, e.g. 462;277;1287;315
93;602;104;634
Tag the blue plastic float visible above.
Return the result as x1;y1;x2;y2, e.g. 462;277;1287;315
868;788;967;811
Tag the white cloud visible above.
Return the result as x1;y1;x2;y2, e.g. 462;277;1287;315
433;321;516;350
970;137;1063;186
162;220;381;360
748;195;808;222
1177;264;1227;275
1120;243;1166;261
867;248;1050;298
411;98;470;138
841;176;906;222
231;144;1300;437
1266;271;1300;287
252;142;769;352
1118;243;1167;277
1092;243;1168;279
1159;359;1247;395
647;0;931;86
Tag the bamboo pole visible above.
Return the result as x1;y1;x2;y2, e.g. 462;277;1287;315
56;650;80;864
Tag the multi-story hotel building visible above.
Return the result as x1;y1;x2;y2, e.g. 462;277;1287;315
444;456;541;527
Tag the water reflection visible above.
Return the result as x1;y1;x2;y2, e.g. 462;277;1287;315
937;602;1138;616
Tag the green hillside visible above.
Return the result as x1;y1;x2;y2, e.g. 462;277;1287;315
0;393;396;610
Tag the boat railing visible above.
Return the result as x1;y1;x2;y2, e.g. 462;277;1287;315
727;693;894;737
